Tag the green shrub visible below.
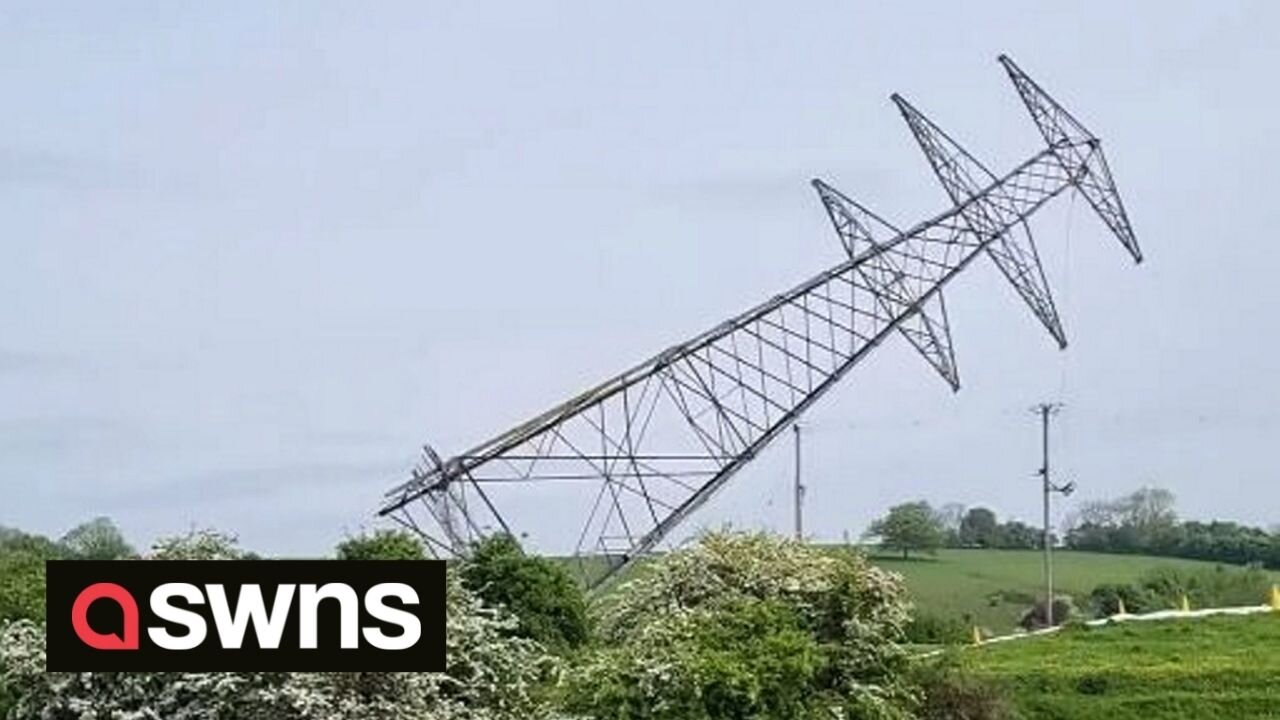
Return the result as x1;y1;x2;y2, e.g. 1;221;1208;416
1137;565;1271;609
912;656;1016;720
335;528;426;561
1088;582;1156;616
460;533;590;652
1085;565;1271;622
1018;595;1075;630
905;612;971;645
0;554;49;625
564;598;831;720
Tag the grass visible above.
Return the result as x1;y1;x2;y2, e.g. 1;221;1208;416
958;613;1280;719
868;548;1279;632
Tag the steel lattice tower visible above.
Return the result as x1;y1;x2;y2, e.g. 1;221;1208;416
379;56;1142;586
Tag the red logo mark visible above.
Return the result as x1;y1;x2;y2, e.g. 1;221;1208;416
71;582;139;650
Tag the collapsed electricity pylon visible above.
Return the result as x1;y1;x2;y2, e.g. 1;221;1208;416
379;55;1142;586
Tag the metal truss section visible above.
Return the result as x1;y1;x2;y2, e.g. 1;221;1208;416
379;56;1143;588
892;93;1067;348
812;179;960;389
899;294;959;389
999;55;1142;263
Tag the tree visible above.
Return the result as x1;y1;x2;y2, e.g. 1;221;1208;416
459;533;589;651
58;517;134;560
1075;498;1122;528
958;507;999;548
0;527;68;623
994;520;1041;550
867;501;946;559
336;528;426;561
1066;487;1179;555
1123;486;1178;533
935;502;966;547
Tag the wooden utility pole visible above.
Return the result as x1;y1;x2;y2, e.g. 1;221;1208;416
1033;402;1073;627
793;423;805;541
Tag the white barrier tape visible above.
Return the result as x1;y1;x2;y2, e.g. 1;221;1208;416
913;604;1275;659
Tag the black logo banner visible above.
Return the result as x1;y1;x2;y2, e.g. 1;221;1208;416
46;560;446;672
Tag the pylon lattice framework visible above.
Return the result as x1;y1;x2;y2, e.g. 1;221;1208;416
379;55;1142;587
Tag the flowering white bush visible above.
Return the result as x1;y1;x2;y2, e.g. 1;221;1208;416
148;529;251;561
0;532;556;720
564;531;917;720
597;530;911;640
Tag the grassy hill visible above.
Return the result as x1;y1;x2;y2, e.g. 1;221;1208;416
581;546;1277;632
870;548;1279;631
958;613;1280;719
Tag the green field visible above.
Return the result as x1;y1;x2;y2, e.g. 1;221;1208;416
585;547;1278;632
957;613;1280;719
870;549;1279;631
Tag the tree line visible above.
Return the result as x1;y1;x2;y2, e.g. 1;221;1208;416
865;501;1043;558
1064;487;1280;569
865;487;1280;571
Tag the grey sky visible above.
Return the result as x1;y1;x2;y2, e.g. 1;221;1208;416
3;2;1277;556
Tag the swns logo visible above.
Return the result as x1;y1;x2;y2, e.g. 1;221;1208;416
46;560;445;671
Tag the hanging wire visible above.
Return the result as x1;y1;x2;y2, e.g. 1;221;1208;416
1058;188;1079;482
1058;187;1078;400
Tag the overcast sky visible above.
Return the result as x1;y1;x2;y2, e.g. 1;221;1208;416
3;2;1278;556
